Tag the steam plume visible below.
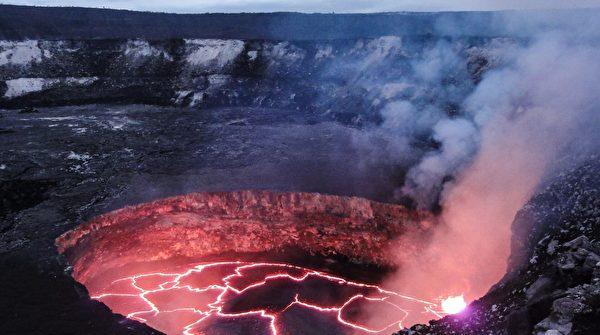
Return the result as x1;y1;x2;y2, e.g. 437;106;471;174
385;21;600;312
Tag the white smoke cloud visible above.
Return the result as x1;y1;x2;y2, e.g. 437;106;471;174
346;37;481;208
383;26;600;320
400;118;479;207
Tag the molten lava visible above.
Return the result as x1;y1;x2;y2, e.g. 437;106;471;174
55;191;447;334
91;261;445;335
440;295;467;315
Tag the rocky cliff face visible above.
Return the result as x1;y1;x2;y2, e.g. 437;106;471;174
0;37;514;125
56;190;433;288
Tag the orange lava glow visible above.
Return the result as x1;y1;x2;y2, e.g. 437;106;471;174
91;261;452;335
440;295;467;315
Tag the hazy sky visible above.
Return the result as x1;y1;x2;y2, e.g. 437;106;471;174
3;0;600;13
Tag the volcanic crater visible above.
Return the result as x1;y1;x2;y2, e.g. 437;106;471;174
56;190;440;335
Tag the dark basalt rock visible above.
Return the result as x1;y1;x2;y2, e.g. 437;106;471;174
0;179;56;220
0;254;163;335
18;107;39;114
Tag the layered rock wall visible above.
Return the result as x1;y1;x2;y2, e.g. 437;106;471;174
56;190;433;285
0;37;514;125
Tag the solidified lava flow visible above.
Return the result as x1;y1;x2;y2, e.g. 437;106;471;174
91;261;442;335
56;191;441;334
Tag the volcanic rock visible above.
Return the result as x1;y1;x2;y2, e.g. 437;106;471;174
19;107;39;114
56;190;433;286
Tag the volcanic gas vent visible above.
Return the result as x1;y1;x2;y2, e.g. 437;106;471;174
56;191;439;335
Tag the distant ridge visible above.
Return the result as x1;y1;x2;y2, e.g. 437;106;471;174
0;5;597;40
0;4;499;40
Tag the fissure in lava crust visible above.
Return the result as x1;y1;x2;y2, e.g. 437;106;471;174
91;261;443;335
56;191;442;334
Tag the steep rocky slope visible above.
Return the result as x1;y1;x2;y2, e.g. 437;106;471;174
397;157;600;335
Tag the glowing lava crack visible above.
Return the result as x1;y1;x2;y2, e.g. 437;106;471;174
91;261;443;335
55;191;445;334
